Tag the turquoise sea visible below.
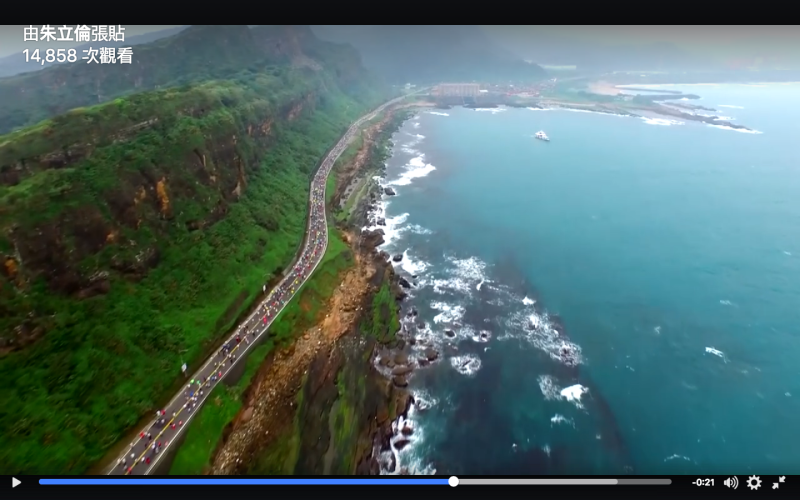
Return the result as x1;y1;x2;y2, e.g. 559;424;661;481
368;83;800;475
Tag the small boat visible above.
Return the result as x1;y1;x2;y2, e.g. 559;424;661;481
535;131;550;141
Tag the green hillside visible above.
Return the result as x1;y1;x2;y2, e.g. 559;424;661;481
0;25;387;474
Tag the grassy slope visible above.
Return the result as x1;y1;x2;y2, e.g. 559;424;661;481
0;66;373;473
169;228;353;474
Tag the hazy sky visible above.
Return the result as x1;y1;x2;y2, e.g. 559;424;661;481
484;25;800;61
0;25;183;57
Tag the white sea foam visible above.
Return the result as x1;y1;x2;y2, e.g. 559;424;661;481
407;224;432;235
719;104;744;109
641;117;684;126
473;107;507;114
411;388;439;412
363;197;433;254
449;354;482;376
501;310;584;366
664;454;694;462
378;212;410;248
382;414;436;475
378;386;443;475
471;330;492;343
705;346;726;360
385;155;437;187
522;296;535;306
550;414;574;427
560;384;589;408
399;250;429;275
412;121;420;129
719;299;733;306
430;302;466;324
537;376;588;409
427;111;450;116
431;256;490;297
538;375;561;400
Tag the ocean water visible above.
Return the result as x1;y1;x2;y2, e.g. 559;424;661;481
366;83;800;475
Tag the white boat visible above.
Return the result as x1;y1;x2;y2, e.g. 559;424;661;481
535;131;550;141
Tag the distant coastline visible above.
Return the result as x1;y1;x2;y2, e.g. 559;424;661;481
416;81;756;132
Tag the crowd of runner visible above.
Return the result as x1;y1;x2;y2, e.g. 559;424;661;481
111;97;404;475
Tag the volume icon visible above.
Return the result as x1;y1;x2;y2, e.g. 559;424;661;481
724;477;739;489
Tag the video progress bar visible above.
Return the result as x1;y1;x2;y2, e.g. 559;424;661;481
40;478;672;486
458;479;672;485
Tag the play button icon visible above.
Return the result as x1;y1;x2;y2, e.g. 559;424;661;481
12;477;20;488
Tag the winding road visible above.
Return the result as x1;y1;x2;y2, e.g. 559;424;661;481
107;94;408;475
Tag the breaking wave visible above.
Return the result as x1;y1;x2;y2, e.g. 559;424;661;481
538;375;589;409
449;354;482;376
385;155;437;187
472;107;508;114
641;117;684;126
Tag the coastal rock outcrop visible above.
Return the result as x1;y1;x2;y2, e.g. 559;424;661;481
391;365;413;376
362;228;385;249
384;187;396;196
392;253;403;262
398;277;411;289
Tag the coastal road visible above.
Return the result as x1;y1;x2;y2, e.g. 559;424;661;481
106;94;408;476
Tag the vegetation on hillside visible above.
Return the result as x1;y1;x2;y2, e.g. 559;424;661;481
0;25;387;474
0;25;383;135
169;228;353;475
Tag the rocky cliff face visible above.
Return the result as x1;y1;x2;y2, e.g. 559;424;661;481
0;78;320;352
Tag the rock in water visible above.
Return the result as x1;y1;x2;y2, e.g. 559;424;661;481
394;436;411;450
392;365;413;376
392;253;403;262
384;187;396;196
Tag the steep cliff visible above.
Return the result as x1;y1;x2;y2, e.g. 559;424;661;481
0;26;387;474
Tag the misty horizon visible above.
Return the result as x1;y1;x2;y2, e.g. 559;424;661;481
1;25;798;71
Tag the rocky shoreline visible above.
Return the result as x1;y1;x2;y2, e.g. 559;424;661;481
204;104;426;476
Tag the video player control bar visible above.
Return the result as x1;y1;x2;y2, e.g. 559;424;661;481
39;478;673;486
